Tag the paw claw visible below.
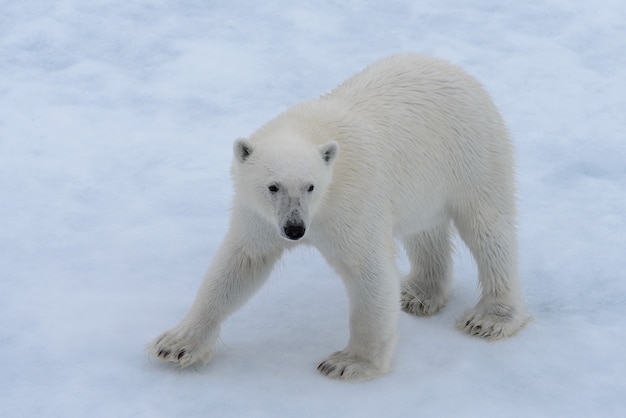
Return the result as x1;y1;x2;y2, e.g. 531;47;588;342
317;361;337;375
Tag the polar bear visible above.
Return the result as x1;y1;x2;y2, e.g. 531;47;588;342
148;54;528;381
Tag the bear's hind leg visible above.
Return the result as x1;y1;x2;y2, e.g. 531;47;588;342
400;223;453;317
454;209;528;339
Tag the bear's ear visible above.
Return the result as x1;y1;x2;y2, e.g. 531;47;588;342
319;141;339;165
234;138;254;163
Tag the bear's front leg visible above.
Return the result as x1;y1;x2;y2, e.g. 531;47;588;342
147;231;283;368
317;246;399;381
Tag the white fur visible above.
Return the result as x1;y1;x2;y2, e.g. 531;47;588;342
147;54;529;381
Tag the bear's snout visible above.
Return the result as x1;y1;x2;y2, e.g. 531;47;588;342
283;222;306;240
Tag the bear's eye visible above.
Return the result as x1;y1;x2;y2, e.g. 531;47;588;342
307;184;315;192
268;184;279;193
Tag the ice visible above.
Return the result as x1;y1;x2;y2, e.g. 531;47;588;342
1;1;625;416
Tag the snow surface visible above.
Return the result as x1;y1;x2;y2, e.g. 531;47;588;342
1;1;625;417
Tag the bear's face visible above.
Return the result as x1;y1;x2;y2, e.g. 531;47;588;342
232;138;338;241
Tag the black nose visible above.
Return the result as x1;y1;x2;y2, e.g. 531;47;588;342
283;223;305;240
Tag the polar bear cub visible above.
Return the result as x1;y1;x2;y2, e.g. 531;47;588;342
148;54;528;381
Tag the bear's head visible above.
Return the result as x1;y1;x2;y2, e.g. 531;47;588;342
232;137;339;241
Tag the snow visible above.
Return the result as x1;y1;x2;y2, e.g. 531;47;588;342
1;1;625;417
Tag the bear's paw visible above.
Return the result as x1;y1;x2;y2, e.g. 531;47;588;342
317;350;389;381
147;325;218;368
400;281;448;317
456;302;529;340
